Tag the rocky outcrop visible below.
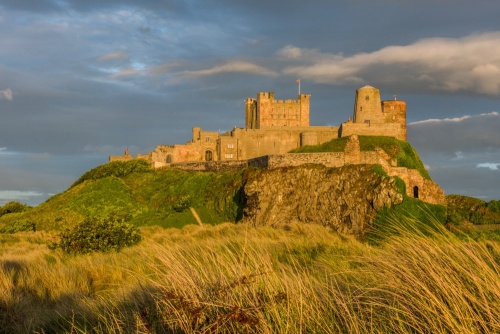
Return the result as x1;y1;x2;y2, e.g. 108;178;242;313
242;164;403;235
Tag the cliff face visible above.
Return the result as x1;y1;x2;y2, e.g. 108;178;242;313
242;164;404;235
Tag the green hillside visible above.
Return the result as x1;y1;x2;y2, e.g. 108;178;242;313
0;160;246;231
447;194;500;225
3;138;496;235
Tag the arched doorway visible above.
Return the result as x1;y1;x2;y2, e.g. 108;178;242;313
166;155;172;163
413;186;419;199
205;150;213;161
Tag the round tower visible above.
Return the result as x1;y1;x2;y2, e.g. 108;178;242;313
353;85;382;124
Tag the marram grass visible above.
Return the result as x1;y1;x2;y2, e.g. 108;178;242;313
1;217;500;333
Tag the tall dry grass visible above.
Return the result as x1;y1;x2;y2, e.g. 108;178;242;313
1;218;500;333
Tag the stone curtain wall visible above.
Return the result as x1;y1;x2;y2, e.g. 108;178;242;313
169;160;248;172
339;122;405;141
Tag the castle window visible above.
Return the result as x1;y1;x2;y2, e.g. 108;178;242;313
413;186;419;199
227;143;234;149
364;120;371;125
205;137;212;142
365;95;369;101
224;153;233;159
166;155;172;163
360;107;363;111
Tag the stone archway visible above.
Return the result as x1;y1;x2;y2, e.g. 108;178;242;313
413;186;419;199
205;150;213;161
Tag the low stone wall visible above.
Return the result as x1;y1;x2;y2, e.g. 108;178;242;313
170;160;248;172
249;152;345;169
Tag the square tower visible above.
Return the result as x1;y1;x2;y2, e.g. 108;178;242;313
245;92;310;129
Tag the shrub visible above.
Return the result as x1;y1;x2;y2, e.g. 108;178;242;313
0;219;36;234
55;217;141;254
173;194;191;212
0;201;31;217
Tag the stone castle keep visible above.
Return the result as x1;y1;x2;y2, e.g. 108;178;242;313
110;85;445;205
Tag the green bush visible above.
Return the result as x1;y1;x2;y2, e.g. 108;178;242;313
55;217;141;254
0;201;31;217
0;219;36;234
172;194;191;212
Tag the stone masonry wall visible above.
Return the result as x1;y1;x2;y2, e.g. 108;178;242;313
169;160;248;172
339;122;405;140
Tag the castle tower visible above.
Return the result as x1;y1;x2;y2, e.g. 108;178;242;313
245;92;310;129
382;100;407;140
245;98;258;129
353;85;382;124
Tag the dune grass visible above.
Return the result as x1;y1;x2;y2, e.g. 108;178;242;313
1;215;500;333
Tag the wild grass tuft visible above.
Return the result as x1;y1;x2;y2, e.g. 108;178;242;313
1;216;500;333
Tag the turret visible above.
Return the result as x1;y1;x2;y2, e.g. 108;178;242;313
353;85;382;124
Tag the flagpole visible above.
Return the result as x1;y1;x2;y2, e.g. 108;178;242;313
297;79;301;95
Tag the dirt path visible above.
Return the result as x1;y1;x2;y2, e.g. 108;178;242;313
190;207;203;226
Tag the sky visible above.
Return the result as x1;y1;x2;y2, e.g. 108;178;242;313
0;0;499;206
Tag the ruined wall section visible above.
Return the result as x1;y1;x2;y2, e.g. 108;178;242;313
109;148;133;162
386;167;446;205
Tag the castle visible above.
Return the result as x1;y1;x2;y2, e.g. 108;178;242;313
109;85;444;205
110;85;406;167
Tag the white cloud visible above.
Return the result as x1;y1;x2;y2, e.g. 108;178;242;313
409;112;498;126
180;61;278;78
0;190;44;203
476;163;500;170
0;88;13;100
281;32;500;95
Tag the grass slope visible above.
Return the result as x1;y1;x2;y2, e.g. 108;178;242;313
0;161;246;231
447;194;500;225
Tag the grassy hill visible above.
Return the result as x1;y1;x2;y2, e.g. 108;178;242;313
0;160;246;231
2;137;497;235
446;194;500;225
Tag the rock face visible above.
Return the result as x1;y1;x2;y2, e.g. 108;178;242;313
242;164;403;235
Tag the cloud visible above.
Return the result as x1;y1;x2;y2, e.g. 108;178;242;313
408;111;500;156
476;163;500;170
110;68;141;78
97;51;128;61
0;88;13;100
408;112;497;126
281;32;500;95
180;61;278;79
0;190;44;204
